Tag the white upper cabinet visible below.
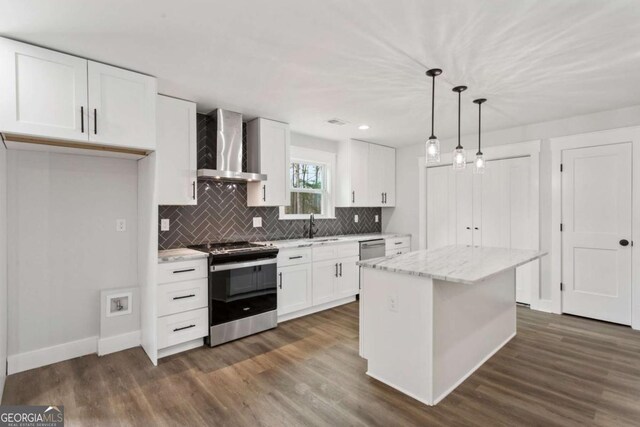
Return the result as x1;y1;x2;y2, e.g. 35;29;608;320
0;38;89;142
0;37;156;151
246;118;291;206
88;61;156;150
337;139;395;207
156;95;197;205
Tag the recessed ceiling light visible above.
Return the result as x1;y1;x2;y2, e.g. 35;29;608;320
358;124;370;130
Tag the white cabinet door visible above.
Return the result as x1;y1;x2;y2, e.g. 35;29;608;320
312;259;338;305
278;263;312;316
350;140;369;207
381;145;396;206
0;38;89;142
247;118;291;206
157;95;197;205
368;143;385;207
88;61;156;150
336;256;360;298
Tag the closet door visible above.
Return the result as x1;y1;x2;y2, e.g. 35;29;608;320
479;159;509;248
455;167;474;246
427;166;456;248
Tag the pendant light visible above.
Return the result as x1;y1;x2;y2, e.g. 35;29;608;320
425;68;443;163
452;85;468;170
473;98;487;174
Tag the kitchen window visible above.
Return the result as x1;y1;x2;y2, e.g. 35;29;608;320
280;147;335;220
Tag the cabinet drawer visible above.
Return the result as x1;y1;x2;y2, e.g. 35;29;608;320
312;242;359;262
157;308;208;350
385;236;410;251
157;278;208;317
277;248;312;267
157;258;207;284
385;247;410;257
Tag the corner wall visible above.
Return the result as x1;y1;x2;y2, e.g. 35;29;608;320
0;141;7;399
384;104;640;307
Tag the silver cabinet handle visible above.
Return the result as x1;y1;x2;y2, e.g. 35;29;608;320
339;262;343;277
352;191;355;203
173;268;195;274
262;185;266;201
289;255;303;260
335;263;339;277
279;272;283;289
381;193;384;204
394;242;402;245
192;181;196;200
173;324;195;332
80;106;85;133
384;193;387;203
94;108;97;134
173;294;195;300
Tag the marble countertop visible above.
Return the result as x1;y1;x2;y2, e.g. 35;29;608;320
158;248;208;264
256;232;411;249
358;245;546;285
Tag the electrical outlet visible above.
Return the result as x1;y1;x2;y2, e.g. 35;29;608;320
253;217;263;228
388;293;398;312
354;214;359;223
375;215;379;223
160;219;170;231
116;219;126;232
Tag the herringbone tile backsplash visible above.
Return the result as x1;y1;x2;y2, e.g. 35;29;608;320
159;113;381;249
159;182;382;249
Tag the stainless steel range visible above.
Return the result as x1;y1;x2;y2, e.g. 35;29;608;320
190;241;279;347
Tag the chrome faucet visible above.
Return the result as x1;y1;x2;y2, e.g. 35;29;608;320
307;213;318;239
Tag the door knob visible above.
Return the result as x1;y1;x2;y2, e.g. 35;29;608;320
620;239;630;247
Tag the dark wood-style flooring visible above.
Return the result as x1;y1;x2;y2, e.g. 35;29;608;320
3;303;640;426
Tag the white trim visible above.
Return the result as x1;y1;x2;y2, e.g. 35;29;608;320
8;336;98;375
277;295;356;323
431;332;516;405
157;338;203;359
532;299;553;313
550;126;640;327
420;140;543;308
98;330;141;356
366;370;432;406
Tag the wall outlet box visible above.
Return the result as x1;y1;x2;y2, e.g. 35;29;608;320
116;219;126;232
375;215;379;223
354;214;359;223
106;292;132;317
160;218;170;231
253;217;263;228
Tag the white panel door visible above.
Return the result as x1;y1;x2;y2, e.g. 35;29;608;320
336;256;360;298
350;140;369;207
455;167;474;246
562;143;632;325
427;166;456;249
368;143;385;207
278;264;312;316
312;259;338;305
88;61;156;150
156;95;197;205
381;145;396;206
0;38;88;141
479;159;509;248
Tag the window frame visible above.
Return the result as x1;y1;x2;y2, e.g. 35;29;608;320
279;147;336;220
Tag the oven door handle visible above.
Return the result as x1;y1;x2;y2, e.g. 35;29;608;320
210;258;277;272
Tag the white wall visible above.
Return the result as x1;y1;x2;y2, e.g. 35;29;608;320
384;104;640;303
0;141;7;398
291;132;338;153
7;151;139;359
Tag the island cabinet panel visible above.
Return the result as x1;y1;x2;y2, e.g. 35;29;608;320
277;263;312;316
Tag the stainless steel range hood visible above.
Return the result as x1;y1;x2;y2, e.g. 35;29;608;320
197;109;267;182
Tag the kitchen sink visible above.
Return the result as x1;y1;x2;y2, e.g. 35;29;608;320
308;238;341;242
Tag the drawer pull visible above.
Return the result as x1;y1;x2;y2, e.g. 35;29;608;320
172;294;196;300
289;255;303;260
394;242;403;245
173;268;196;274
173;324;195;332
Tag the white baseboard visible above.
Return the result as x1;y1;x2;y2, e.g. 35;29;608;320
8;336;98;375
531;298;553;313
277;295;357;323
98;330;141;356
157;338;204;359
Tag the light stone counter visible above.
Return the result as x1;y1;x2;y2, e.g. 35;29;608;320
358;245;545;285
257;232;411;249
158;248;208;263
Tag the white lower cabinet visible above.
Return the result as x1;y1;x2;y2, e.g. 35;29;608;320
277;263;312;316
336;256;360;298
157;308;208;349
312;259;341;305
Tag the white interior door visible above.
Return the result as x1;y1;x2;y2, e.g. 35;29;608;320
455;167;474;246
427;166;456;248
562;143;632;325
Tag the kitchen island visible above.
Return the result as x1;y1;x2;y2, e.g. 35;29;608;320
358;245;545;406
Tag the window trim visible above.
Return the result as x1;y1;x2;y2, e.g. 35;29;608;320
279;147;336;220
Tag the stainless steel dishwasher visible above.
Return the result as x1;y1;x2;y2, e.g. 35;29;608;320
358;239;386;294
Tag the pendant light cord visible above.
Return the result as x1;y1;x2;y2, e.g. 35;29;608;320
430;75;435;139
456;90;462;149
477;102;482;155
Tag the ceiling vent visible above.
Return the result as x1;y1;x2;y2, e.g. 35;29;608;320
327;118;348;126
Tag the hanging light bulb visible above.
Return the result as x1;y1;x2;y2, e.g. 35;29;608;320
425;68;443;163
452;86;468;170
473;98;487;174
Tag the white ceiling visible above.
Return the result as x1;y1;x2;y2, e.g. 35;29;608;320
2;0;640;147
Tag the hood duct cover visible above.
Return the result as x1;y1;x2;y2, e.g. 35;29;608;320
197;109;267;182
